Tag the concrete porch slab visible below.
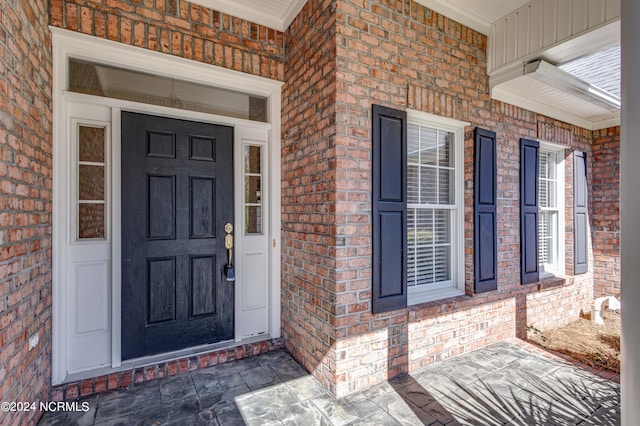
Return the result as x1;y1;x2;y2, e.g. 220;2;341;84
38;339;620;425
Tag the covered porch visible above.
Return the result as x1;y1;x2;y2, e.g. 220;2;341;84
0;0;638;424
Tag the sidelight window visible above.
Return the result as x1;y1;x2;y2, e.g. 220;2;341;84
77;124;107;240
244;144;263;234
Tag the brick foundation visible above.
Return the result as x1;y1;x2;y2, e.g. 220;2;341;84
50;338;283;402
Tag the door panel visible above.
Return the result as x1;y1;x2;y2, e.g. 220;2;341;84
121;112;234;360
147;257;176;324
147;175;176;240
191;255;216;317
190;177;215;238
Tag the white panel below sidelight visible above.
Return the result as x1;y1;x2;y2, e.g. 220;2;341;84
243;252;267;311
74;262;110;334
68;261;111;374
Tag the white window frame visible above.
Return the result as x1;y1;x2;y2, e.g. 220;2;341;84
538;141;567;278
406;111;468;305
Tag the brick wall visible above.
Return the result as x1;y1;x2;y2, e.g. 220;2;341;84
592;127;621;297
327;0;598;396
0;0;53;424
50;0;286;81
0;0;619;409
281;0;339;394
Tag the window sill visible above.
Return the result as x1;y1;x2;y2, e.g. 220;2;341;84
407;292;473;314
408;287;465;306
530;274;568;290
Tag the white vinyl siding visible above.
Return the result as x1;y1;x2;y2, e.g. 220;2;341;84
406;112;466;304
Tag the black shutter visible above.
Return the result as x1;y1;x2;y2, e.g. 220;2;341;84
574;151;588;274
520;138;540;284
474;128;498;293
372;105;407;314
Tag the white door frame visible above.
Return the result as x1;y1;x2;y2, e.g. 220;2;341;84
51;27;282;385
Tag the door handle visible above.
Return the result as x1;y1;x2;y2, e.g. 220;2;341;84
224;223;235;282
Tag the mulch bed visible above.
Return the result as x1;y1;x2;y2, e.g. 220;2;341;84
527;310;620;373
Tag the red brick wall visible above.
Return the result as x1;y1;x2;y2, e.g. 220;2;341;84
0;0;53;424
328;0;597;396
49;0;285;81
592;127;621;297
281;0;339;394
0;0;616;408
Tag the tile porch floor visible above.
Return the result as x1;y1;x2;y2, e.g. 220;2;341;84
38;339;620;425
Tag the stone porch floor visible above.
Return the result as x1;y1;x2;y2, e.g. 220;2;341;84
38;339;620;425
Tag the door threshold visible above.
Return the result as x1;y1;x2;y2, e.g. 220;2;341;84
56;335;282;394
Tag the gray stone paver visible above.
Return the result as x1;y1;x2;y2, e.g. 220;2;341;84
274;400;332;426
39;341;620;426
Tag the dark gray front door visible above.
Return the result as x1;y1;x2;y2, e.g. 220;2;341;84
121;112;234;360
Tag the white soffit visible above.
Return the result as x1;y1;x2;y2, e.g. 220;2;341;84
415;0;530;35
189;0;308;31
492;75;620;130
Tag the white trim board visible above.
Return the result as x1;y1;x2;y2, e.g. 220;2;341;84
414;0;491;35
189;0;308;32
51;27;282;385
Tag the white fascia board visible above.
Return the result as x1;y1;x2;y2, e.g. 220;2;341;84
190;0;284;30
489;61;526;89
414;0;491;35
542;20;621;64
590;116;621;130
282;0;308;30
189;0;307;31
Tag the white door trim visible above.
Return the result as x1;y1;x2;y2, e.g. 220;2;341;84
51;27;282;385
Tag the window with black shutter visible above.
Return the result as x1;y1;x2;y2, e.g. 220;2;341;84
372;106;467;313
573;151;589;275
520;139;574;283
521;138;540;284
372;105;408;314
474;128;498;293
